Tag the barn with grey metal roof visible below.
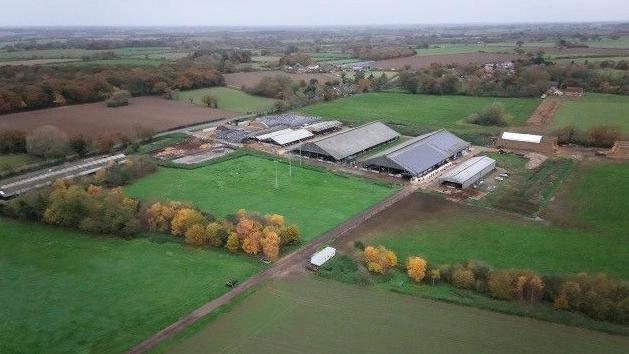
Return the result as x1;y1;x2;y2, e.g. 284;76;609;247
439;156;496;188
295;121;399;161
362;129;470;177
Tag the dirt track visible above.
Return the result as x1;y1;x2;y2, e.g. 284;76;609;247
526;98;563;128
127;185;416;354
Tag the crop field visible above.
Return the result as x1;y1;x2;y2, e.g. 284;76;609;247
374;52;518;70
300;92;539;143
336;192;628;279
158;277;629;354
0;217;263;354
307;52;353;62
553;94;629;133
125;154;396;241
0;97;237;137
224;71;337;88
177;87;278;113
60;58;167;67
553;56;629;64
473;152;576;216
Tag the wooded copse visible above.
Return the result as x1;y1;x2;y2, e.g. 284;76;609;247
361;244;629;325
0;61;225;114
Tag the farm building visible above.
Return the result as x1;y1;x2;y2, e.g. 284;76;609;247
496;132;558;154
305;120;343;134
341;61;375;71
295;121;400;162
255;114;321;129
439;156;496;189
0;154;126;199
362;129;471;177
310;247;336;267
215;126;253;143
262;128;314;146
564;86;585;97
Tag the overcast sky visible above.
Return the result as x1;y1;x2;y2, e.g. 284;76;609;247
1;0;628;27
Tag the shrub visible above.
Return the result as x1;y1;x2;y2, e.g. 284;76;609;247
363;245;397;274
26;125;69;158
406;256;428;283
106;90;130;107
466;103;511;126
171;208;206;236
0;129;26;153
451;267;476;289
488;271;516;300
184;224;211;247
353;240;365;250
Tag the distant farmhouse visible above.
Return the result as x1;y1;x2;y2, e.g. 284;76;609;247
362;129;470;177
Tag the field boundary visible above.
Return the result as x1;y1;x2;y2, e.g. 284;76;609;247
127;185;416;353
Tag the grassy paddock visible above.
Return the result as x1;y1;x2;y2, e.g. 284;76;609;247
553;93;629;133
299;92;539;143
125;154;396;240
177;87;277;113
0;218;263;354
158;277;629;353
0;153;39;175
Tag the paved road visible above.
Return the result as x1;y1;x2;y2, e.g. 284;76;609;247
127;185;417;354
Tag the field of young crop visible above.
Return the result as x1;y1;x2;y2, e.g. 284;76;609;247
177;87;278;113
300;92;540;143
158;277;629;354
125;154;396;240
415;44;514;55
553;93;629;133
0;218;263;354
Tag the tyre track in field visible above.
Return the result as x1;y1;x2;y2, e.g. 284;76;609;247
127;184;417;354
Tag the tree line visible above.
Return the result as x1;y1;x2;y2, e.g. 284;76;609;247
398;61;629;98
359;244;629;325
351;46;416;61
0;61;225;114
1;159;300;261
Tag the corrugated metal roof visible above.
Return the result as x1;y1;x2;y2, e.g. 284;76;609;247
439;156;496;184
299;121;400;161
270;129;314;145
305;120;343;133
363;129;470;175
257;114;321;128
256;128;294;141
501;132;543;143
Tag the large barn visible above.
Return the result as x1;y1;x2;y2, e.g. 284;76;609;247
362;129;470;177
294;121;400;162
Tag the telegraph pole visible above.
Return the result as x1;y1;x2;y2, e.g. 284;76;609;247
275;160;278;188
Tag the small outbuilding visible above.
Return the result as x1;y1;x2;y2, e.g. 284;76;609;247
439;156;496;189
310;247;336;267
496;131;557;154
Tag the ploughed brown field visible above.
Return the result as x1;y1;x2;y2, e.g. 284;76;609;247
374;53;519;70
0;97;237;137
224;71;338;88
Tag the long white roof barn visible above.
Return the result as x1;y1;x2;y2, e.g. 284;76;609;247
362;129;470;176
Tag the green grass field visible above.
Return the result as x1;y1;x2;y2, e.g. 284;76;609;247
0;153;39;174
0;217;263;354
553;94;629;133
0;47;176;60
177;87;278;113
125;155;396;240
544;160;629;237
158;277;629;353
299;93;540;143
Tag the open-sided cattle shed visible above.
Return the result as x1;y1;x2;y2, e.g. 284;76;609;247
439;155;496;188
362;129;470;177
295;121;399;162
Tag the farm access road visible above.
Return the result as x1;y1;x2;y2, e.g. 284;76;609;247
128;184;418;354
